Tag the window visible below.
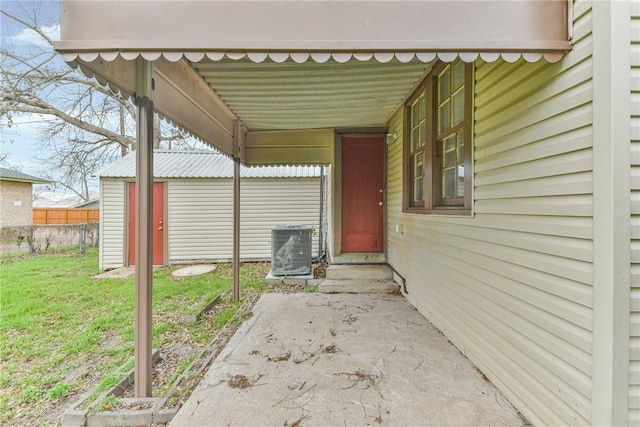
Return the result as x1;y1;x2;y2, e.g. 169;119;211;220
403;60;472;214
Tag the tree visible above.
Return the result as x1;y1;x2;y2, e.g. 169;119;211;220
0;2;202;201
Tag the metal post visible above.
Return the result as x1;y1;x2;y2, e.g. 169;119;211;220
79;223;86;254
233;156;240;301
134;58;154;398
28;226;34;254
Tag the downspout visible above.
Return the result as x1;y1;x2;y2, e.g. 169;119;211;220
386;263;407;294
315;166;325;261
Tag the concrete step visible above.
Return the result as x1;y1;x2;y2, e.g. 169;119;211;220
325;264;392;281
318;279;400;294
330;252;386;264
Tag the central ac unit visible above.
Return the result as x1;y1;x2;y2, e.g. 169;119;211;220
271;225;312;276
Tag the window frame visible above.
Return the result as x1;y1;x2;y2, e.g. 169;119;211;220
403;60;473;215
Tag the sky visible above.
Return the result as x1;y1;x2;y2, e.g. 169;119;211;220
1;0;62;177
1;1;209;194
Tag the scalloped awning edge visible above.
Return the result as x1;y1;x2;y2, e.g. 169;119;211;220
60;51;566;64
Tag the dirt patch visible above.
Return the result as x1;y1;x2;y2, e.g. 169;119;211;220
249;350;292;362
335;369;382;396
117;401;154;411
119;292;256;403
313;262;327;279
320;343;339;354
284;412;311;426
272;283;308;293
343;314;358;324
113;336;199;400
100;330;123;351
226;374;262;389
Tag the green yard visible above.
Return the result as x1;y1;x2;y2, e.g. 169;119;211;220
0;249;271;426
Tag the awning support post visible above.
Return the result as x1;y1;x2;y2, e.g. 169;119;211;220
232;120;241;301
134;58;154;398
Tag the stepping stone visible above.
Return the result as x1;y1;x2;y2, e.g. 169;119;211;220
172;265;217;278
93;267;135;279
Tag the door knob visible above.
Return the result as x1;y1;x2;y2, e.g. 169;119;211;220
378;201;384;206
158;226;163;231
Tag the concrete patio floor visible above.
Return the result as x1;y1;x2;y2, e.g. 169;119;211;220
170;293;526;427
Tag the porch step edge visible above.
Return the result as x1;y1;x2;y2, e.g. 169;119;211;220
325;264;392;281
318;279;399;294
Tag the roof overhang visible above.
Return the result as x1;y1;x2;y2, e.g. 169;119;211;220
54;0;573;163
0;177;51;185
57;0;571;56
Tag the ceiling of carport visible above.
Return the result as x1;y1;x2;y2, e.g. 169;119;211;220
192;57;434;131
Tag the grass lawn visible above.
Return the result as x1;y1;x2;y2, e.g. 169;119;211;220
0;248;271;426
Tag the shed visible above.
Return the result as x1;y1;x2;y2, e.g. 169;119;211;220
98;150;324;270
0;167;49;227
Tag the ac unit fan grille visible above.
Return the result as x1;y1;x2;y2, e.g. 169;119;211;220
271;225;312;276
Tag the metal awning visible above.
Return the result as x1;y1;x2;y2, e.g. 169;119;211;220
61;51;566;64
56;1;571;56
55;0;572;159
53;0;573;399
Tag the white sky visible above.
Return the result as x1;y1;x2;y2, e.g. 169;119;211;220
0;1;207;188
8;22;59;47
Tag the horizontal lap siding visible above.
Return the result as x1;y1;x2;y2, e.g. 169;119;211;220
169;180;233;262
386;2;593;425
630;0;640;423
100;180;125;270
168;178;320;262
239;178;320;259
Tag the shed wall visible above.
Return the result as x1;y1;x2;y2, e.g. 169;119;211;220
167;179;232;262
385;1;593;425
100;180;126;270
167;178;321;263
239;178;321;260
630;0;640;423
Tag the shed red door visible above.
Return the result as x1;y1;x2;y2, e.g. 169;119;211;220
341;136;384;253
128;182;165;266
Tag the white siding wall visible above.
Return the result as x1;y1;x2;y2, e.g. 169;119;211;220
386;1;594;425
239;178;321;259
99;179;126;270
168;178;320;263
630;0;640;423
168;179;233;262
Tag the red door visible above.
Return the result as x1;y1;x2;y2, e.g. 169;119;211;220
128;182;165;266
342;136;384;252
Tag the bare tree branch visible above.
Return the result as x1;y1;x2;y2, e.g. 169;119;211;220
1;1;203;200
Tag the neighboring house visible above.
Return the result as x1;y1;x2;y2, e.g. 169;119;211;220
33;192;99;208
71;198;99;209
98;150;323;270
55;1;638;425
0;167;49;227
32;192;100;224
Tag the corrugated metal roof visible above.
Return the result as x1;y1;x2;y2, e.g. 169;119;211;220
193;56;433;130
98;150;322;179
0;167;50;184
67;53;563;135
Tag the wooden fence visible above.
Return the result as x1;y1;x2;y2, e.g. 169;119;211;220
33;208;99;225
